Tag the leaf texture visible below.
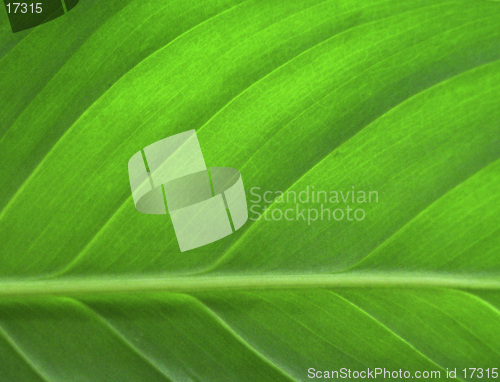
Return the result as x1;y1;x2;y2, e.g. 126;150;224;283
0;0;500;380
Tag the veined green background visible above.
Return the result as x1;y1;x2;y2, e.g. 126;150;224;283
1;0;500;380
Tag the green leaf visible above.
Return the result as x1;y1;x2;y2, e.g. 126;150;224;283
1;0;500;380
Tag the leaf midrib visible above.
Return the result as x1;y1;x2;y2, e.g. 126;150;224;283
1;273;500;298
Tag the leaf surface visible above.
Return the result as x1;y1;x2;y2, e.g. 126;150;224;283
1;0;500;380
